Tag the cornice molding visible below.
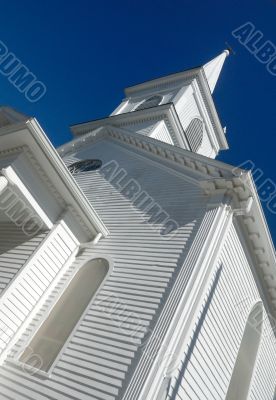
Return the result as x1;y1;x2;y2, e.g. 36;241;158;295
60;124;233;180
0;145;66;208
27;120;109;239
59;126;276;318
0;144;26;158
0;120;108;240
23;147;66;207
124;68;200;97
70;103;190;150
201;174;276;317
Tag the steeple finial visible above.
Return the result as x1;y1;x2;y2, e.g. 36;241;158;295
203;50;230;93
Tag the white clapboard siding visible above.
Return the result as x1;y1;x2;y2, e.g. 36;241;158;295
125;121;159;137
198;126;215;158
151;121;174;145
175;91;199;131
168;223;276;400
185;118;214;158
0;139;206;399
0;223;78;357
0;222;48;295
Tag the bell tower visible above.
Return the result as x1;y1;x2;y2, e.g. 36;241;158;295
72;51;230;159
111;50;230;158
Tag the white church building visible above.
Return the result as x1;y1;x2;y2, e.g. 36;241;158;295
0;50;275;399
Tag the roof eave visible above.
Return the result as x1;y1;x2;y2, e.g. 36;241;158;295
27;119;109;238
124;67;202;97
0;119;109;239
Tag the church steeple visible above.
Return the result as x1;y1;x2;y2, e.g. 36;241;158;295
72;50;229;159
203;49;230;93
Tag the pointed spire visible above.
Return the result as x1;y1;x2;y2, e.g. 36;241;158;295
203;49;230;93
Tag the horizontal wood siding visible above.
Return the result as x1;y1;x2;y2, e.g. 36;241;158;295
152;121;174;145
0;140;206;399
199;127;214;158
175;93;214;157
0;223;47;295
125;121;158;137
175;92;199;131
168;223;276;400
0;223;78;358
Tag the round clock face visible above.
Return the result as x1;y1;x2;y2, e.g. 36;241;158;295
68;159;102;174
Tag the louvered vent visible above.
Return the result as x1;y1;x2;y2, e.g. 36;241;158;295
186;118;204;152
135;95;162;111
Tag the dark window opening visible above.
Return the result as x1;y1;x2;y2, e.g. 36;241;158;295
135;95;163;111
68;159;102;174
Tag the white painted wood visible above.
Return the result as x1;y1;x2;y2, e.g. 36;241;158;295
0;221;79;362
0;139;207;399
0;51;275;400
151;121;174;145
0;223;48;296
167;223;276;400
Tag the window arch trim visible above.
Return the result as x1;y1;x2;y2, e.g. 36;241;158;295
15;254;113;378
135;95;163;111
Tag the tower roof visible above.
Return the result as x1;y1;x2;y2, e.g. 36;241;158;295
203;50;230;93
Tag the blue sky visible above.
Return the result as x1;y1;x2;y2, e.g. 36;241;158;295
0;0;276;240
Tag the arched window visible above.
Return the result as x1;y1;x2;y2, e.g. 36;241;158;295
19;258;109;373
135;95;163;111
226;302;263;400
186;118;204;152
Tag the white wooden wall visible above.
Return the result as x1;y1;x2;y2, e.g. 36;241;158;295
125;121;174;146
199;127;215;158
113;87;215;156
168;222;276;400
0;139;274;399
124;121;158;137
0;139;207;400
175;90;214;157
0;222;78;360
175;91;199;131
151;121;174;145
0;222;47;295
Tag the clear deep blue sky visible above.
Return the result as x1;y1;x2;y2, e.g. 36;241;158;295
0;0;276;240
